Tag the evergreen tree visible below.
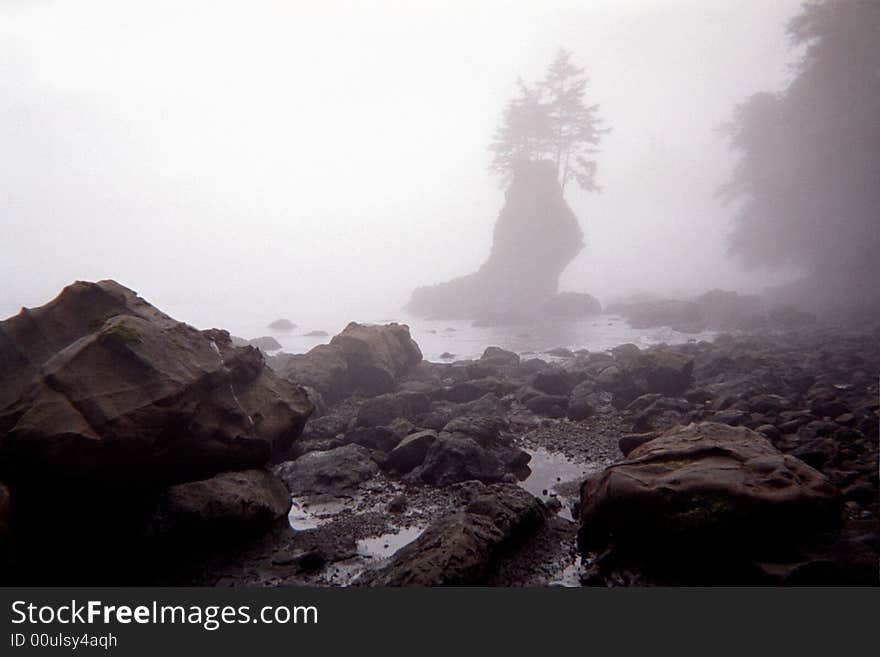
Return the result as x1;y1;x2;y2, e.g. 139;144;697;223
540;49;606;192
488;78;551;186
720;0;880;286
489;49;607;193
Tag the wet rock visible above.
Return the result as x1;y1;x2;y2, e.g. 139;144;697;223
274;444;379;495
630;396;692;432
0;280;313;487
524;394;568;417
359;484;546;586
150;469;291;537
579;423;840;575
747;394;789;415
343;426;400;453
631;350;694;397
414;436;509;486
709;409;750;426
567;380;597;421
442;415;508;444
354;391;430;427
248;336;283;351
274;531;358;573
442;381;485;403
300;414;348;441
791;437;839;470
387;495;409;513
618;431;660;457
384;430;438;474
515;357;550;376
531;368;576;396
280;322;422;402
480;346;520;368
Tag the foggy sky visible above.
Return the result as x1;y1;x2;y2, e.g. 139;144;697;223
0;0;806;330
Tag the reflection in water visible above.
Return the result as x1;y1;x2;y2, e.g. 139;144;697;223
517;447;601;522
357;526;425;560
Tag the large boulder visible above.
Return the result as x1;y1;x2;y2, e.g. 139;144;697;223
149;469;291;537
359;484;546;586
406;160;595;322
274;444;379;496
279;322;422;401
578;423;840;560
0;280;314;488
414;436;509;486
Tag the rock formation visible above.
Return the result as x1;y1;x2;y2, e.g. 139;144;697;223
0;280;314;487
274;321;422;402
578;422;841;582
406;160;600;323
0;280;314;582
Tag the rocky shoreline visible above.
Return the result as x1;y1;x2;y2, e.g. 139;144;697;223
0;281;877;586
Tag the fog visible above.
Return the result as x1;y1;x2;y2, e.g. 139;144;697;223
0;0;806;331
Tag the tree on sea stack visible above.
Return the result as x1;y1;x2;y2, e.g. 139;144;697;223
488;78;552;185
489;48;608;193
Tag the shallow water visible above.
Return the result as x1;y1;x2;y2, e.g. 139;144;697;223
356;525;425;560
224;313;715;362
287;497;357;531
517;447;599;522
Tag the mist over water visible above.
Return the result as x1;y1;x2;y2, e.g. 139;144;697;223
228;312;717;362
1;0;808;331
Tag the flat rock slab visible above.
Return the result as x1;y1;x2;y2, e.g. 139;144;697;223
0;280;313;487
579;422;840;554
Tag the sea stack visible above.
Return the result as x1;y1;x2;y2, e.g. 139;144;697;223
406;160;600;323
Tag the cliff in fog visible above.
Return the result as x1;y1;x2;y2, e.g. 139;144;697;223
406;160;599;323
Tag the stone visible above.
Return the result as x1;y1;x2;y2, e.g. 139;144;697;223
274;444;379;495
354;391;430;427
480;346;521;367
525;394;568;417
415;436;509;486
579;423;840;556
384;430;438;474
343;426;400;453
359;484;546;586
0;280;313;488
280;322;422;401
150;469;291;536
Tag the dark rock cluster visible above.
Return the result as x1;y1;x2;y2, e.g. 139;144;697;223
1;280;876;586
